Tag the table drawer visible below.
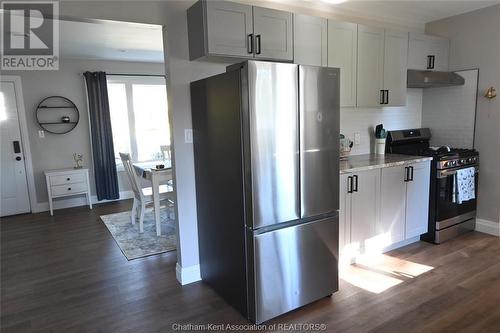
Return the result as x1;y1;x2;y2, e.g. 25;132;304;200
51;182;87;196
50;173;86;186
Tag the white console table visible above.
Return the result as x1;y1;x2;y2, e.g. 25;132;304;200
44;168;92;216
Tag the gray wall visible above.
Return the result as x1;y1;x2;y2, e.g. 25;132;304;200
6;58;165;206
426;5;500;224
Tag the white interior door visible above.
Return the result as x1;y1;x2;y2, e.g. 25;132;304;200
0;81;31;216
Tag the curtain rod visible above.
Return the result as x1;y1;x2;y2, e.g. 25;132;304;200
81;72;165;77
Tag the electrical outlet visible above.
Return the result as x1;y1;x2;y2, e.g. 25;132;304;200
354;132;361;145
38;130;45;138
184;129;193;143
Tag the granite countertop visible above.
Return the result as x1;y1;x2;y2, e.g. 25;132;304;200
340;154;433;174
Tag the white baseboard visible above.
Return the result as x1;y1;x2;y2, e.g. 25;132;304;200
176;262;201;285
34;191;134;213
475;218;500;236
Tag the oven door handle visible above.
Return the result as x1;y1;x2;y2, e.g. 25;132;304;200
437;165;479;178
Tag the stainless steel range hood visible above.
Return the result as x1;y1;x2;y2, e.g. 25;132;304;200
407;69;465;88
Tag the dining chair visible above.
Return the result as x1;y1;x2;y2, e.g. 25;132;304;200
160;145;171;162
119;153;175;233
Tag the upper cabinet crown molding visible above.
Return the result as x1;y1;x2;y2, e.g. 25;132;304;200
408;32;449;71
327;20;357;107
294;13;327;67
187;0;292;61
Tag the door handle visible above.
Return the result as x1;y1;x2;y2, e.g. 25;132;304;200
409;166;414;181
255;34;261;55
13;140;21;153
347;176;353;194
247;34;254;54
404;167;409;182
16;156;22;161
353;175;359;192
385;90;389;104
380;90;385;104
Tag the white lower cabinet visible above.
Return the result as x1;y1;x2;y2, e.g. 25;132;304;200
340;160;430;260
339;169;380;257
405;162;431;238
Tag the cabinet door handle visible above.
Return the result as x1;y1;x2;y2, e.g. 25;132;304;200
68;187;72;191
409;166;414;181
404;167;409;182
427;55;435;69
255;34;261;55
247;34;253;54
347;176;353;194
380;90;385;104
13;140;21;153
353;175;359;192
385;90;389;104
67;177;71;181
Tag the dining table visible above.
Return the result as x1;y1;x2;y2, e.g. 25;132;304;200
133;160;173;236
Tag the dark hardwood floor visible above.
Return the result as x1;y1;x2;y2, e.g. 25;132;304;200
2;201;500;332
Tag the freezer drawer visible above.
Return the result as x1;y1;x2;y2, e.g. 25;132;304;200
253;216;338;323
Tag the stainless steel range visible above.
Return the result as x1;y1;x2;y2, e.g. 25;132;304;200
386;128;479;244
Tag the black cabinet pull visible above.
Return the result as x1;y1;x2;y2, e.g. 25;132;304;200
427;55;435;69
404;167;409;182
67;178;71;181
380;90;385;104
255;35;261;55
247;34;253;54
68;187;72;191
347;176;353;193
15;156;22;161
409;166;414;181
385;90;389;104
13;141;21;153
353;175;359;192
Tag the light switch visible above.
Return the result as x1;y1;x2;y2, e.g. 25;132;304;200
38;130;45;138
184;129;193;143
354;132;361;145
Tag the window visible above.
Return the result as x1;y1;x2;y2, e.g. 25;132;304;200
107;75;170;166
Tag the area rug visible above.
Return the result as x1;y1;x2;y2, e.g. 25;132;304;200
100;207;176;260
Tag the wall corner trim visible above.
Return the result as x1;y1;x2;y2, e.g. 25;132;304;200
475;218;500;237
176;262;201;285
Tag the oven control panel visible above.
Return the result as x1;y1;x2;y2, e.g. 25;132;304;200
438;156;479;170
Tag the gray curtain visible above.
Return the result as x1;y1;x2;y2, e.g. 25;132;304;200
84;71;119;201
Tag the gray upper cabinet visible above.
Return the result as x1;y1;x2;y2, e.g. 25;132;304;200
408;32;449;71
294;14;327;66
253;7;293;61
187;0;292;61
383;30;408;106
327;20;357;107
205;1;253;57
357;25;385;107
357;25;408;107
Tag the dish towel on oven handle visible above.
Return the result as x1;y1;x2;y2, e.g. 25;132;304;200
454;167;476;204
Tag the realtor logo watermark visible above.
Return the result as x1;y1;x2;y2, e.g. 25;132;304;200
1;1;59;70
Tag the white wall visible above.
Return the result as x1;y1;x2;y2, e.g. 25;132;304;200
341;90;423;155
5;0;425;283
6;58;165;210
426;4;500;225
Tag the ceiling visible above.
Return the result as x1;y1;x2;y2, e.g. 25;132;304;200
265;0;500;29
59;19;164;63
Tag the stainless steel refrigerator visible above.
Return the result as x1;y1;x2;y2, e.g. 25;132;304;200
191;61;339;324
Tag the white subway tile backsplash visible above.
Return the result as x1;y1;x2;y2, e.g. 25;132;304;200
340;89;423;155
